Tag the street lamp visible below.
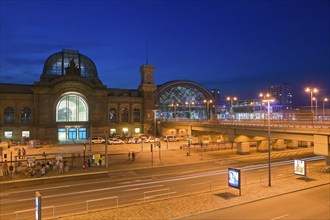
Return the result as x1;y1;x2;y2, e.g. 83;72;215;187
322;98;328;121
226;96;237;119
170;103;179;120
305;87;318;123
259;92;275;187
312;97;318;120
203;99;213;119
185;101;195;119
152;110;157;137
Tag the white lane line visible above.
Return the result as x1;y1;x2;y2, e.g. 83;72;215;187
271;214;289;220
123;185;163;192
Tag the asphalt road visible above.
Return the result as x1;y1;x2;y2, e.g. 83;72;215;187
1;155;324;220
182;184;330;220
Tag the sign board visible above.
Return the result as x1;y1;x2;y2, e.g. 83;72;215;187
294;159;306;176
228;168;241;189
35;191;41;220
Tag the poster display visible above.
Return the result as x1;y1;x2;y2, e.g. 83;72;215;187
228;168;241;189
294;159;306;176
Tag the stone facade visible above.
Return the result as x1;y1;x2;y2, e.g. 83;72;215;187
0;50;155;143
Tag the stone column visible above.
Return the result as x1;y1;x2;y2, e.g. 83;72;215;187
273;139;286;151
257;140;270;152
287;140;298;149
237;142;250;155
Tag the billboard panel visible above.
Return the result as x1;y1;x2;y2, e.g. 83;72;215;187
294;159;306;176
228;168;241;189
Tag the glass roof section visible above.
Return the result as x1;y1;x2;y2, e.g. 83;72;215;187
42;49;98;79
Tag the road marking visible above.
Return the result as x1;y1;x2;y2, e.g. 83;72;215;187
123;184;164;191
271;214;289;220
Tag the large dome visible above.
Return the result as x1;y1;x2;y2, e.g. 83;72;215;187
42;49;99;79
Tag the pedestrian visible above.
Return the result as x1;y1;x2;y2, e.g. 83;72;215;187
128;151;131;160
132;151;135;160
83;160;87;170
58;160;64;174
2;160;9;179
22;147;26;158
18;148;21;159
98;158;102;167
87;154;91;167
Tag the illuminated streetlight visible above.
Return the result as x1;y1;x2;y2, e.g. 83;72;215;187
322;98;328;121
185;101;195;119
169;103;179;120
305;87;318;123
203;99;213;119
259;92;275;187
226;96;237;119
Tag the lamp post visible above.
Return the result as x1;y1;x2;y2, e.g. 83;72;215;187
322;98;328;121
203;99;213;120
185;101;195;119
259;92;275;187
312;97;318;121
305;87;318;124
226;96;237;120
152;110;157;137
170;103;179;120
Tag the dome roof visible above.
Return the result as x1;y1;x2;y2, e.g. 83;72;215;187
42;49;99;79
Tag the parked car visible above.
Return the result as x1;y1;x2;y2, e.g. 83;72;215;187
91;137;105;144
108;138;124;145
164;135;179;142
144;137;160;143
128;137;142;144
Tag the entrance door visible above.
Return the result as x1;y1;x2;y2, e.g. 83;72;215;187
68;128;77;140
78;127;87;140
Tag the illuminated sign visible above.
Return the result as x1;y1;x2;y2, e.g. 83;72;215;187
35;191;41;220
294;159;306;176
228;168;241;189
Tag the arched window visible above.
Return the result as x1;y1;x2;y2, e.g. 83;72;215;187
133;108;140;122
4;107;14;124
56;93;88;122
121;108;129;123
109;108;116;123
21;107;32;124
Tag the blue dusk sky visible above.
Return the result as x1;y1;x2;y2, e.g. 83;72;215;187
1;0;329;106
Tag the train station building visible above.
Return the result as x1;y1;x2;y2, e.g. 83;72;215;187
0;49;215;143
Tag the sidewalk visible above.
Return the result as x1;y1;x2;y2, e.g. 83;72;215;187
0;142;219;183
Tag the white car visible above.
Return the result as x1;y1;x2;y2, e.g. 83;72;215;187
91;137;105;144
128;137;142;144
108;138;124;145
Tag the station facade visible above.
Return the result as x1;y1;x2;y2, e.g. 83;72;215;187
0;49;214;143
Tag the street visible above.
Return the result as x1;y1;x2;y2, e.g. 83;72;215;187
182;184;330;219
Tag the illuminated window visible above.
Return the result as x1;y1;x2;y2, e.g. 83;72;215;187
4;131;13;138
110;128;116;135
22;130;30;138
109;108;116;122
56;93;88;122
122;127;128;135
4;107;14;124
134;128;141;133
